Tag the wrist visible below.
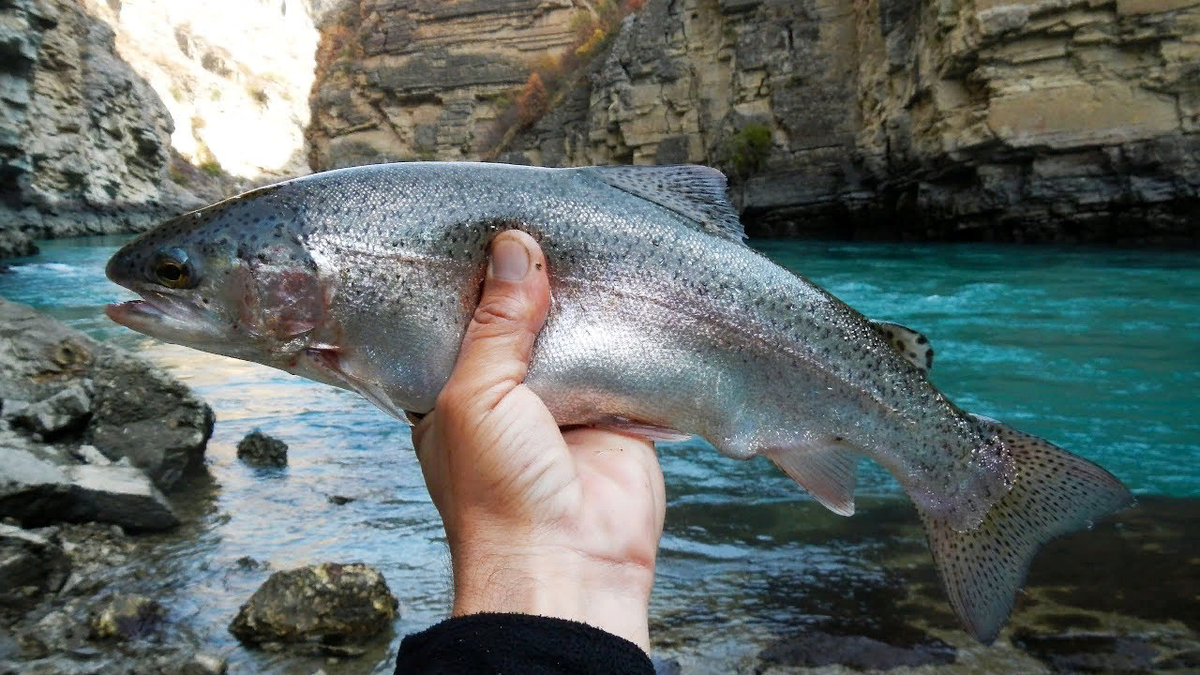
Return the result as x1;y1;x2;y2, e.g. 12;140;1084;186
449;540;656;652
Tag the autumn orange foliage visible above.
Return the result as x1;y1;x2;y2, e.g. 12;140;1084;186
479;0;648;155
517;73;549;125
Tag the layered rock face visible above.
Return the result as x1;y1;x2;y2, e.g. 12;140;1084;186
311;0;1198;244
505;0;1200;243
307;0;593;168
0;0;199;256
80;0;320;180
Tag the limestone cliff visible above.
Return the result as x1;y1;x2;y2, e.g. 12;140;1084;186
307;0;598;168
0;0;196;257
0;0;323;259
310;0;1199;244
508;0;1200;243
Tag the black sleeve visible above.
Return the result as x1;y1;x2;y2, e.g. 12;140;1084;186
395;612;656;674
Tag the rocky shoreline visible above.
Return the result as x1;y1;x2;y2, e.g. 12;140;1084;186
0;300;403;674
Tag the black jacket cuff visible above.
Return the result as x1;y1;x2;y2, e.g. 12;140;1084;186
395;612;655;674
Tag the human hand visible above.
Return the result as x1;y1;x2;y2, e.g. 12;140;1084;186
409;230;667;652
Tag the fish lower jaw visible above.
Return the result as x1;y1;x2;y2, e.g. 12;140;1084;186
104;299;228;346
106;299;165;325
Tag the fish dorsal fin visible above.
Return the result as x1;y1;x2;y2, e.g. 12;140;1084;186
873;320;934;374
579;165;745;243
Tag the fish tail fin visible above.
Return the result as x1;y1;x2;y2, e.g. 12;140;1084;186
918;417;1133;644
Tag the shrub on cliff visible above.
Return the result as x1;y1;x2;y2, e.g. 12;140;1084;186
517;73;550;126
479;0;647;157
722;123;773;180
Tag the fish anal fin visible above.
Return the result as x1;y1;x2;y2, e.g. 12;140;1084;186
872;320;934;374
592;416;693;442
767;442;859;516
919;417;1133;643
579;165;745;243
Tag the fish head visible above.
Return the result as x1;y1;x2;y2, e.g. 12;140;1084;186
105;187;329;367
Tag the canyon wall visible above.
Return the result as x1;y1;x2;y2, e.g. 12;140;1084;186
310;0;1200;244
0;0;195;257
307;0;594;168
0;0;322;258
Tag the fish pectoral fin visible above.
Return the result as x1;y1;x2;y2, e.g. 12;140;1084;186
578;165;746;243
305;348;408;421
872;320;934;374
918;416;1133;644
766;442;859;516
591;416;694;443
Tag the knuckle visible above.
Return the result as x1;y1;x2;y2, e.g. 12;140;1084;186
471;294;528;327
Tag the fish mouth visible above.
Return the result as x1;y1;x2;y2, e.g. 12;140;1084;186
105;291;229;345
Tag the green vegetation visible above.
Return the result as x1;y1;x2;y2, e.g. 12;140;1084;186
168;164;190;186
200;160;223;177
723;123;773;179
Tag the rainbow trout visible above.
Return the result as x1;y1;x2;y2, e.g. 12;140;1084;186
104;162;1131;642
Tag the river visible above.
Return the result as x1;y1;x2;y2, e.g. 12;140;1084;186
2;237;1197;673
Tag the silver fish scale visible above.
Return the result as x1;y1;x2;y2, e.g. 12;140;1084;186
247;162;1005;523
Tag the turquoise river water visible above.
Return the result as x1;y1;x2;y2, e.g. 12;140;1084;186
1;237;1197;673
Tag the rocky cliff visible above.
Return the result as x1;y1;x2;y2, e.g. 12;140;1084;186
306;0;603;168
310;0;1200;244
0;0;198;258
0;0;324;259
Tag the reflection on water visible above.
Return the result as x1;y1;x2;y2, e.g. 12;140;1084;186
2;237;1197;672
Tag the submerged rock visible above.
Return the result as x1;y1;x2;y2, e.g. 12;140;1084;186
87;593;163;641
229;563;398;649
757;630;956;671
1013;631;1159;673
236;430;288;467
0;299;214;492
0;446;180;531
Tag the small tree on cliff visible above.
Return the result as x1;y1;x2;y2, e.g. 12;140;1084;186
517;73;549;126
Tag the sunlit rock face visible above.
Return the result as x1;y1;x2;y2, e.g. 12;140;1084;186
0;0;203;246
497;0;1200;245
80;0;320;180
306;0;591;168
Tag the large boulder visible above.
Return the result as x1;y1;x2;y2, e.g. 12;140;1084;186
0;446;180;531
0;298;214;492
229;563;398;649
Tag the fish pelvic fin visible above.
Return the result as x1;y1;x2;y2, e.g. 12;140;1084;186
767;442;858;516
578;165;746;243
919;417;1134;644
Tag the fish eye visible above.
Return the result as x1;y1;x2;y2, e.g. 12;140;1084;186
151;248;196;289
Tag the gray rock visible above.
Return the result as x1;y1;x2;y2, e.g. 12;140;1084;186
87;593;163;641
236;430;288;467
9;382;92;438
229;563;398;648
0;446;180;531
0;298;214;492
0;523;71;612
72;444;110;466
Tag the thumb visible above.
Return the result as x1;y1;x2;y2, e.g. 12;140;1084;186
437;230;550;415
